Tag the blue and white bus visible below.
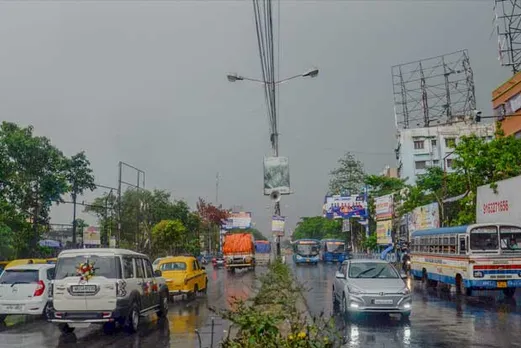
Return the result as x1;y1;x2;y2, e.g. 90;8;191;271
319;239;347;263
410;223;521;297
292;239;320;265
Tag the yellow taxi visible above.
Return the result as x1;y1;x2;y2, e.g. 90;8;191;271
0;261;9;273
46;258;57;264
158;256;207;300
5;259;47;269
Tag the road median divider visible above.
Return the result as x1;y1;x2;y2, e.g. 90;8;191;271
216;259;338;347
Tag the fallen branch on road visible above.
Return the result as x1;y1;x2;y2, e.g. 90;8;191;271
214;260;340;348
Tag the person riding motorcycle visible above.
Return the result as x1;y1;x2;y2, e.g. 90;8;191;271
402;250;411;273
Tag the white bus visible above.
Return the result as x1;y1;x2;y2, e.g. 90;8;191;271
410;223;521;297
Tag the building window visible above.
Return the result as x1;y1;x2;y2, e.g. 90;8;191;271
431;139;437;147
413;140;424;150
415;161;427;170
446;158;453;168
515;131;521;139
445;138;456;148
432;160;439;166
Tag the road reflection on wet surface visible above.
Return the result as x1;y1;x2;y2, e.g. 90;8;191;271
0;265;259;348
293;261;521;348
4;261;521;347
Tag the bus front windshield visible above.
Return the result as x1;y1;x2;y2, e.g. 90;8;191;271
470;226;498;252
500;226;521;252
325;242;345;253
295;244;319;257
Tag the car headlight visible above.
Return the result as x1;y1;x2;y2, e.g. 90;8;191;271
473;271;484;278
348;287;365;295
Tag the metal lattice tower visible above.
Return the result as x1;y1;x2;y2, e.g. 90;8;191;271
495;0;521;75
391;50;476;129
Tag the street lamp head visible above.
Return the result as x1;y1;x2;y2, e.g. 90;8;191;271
227;73;243;82
302;68;319;78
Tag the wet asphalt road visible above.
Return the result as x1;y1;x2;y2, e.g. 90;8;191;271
0;265;260;348
292;260;521;348
4;261;521;348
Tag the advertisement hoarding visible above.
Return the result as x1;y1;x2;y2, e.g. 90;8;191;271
376;220;393;245
83;226;101;245
322;194;367;219
476;175;521;225
407;202;440;238
263;157;290;195
271;215;285;237
223;212;252;230
375;194;394;220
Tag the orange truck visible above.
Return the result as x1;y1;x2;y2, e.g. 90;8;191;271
222;233;255;272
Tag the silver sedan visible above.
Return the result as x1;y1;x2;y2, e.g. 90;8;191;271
333;259;411;320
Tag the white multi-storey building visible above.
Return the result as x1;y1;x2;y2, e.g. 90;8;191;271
395;121;495;185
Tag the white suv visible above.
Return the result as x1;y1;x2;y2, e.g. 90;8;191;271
48;248;169;334
0;264;55;322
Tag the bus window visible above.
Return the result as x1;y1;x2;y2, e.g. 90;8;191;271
459;236;466;254
500;226;521;252
470;226;498;252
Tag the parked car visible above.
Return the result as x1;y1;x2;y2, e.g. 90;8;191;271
0;264;55;323
333;259;411;320
48;248;169;334
158;256;207;300
212;254;225;268
5;259;48;269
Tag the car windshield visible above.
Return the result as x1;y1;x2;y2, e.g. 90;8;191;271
470;226;498;252
0;269;39;284
348;262;399;279
325;242;345;253
296;244;319;256
500;226;521;252
54;255;119;280
160;262;187;271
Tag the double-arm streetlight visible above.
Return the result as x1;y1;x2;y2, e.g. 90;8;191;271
226;67;319;257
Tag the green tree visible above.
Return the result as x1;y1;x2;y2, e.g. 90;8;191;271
328;152;365;195
0;122;69;256
292;216;342;241
151;219;186;255
64;151;96;246
365;175;406;198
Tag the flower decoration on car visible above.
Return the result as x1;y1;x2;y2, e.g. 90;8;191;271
76;261;96;282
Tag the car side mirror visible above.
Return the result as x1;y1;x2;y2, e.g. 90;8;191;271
335;271;345;279
154;270;162;277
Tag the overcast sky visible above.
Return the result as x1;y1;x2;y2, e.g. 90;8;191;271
0;1;510;239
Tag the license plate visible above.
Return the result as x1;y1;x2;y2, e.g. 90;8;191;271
374;299;393;305
71;285;97;293
3;304;22;311
497;281;508;288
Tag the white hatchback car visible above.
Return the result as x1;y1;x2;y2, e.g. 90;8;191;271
0;264;55;322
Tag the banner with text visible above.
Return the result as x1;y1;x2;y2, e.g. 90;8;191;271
263;157;290;195
323;194;367;220
271;215;286;236
83;226;101;246
407;202;440;238
376;219;393;245
375;194;394;220
223;212;252;230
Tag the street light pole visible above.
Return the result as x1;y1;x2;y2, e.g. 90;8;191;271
227;68;318;259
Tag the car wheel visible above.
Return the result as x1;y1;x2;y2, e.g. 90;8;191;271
59;323;75;334
192;285;199;299
157;292;169;318
41;302;50;320
341;294;349;318
124;303;140;333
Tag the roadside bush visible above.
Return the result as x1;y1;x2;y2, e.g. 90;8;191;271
218;259;340;348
